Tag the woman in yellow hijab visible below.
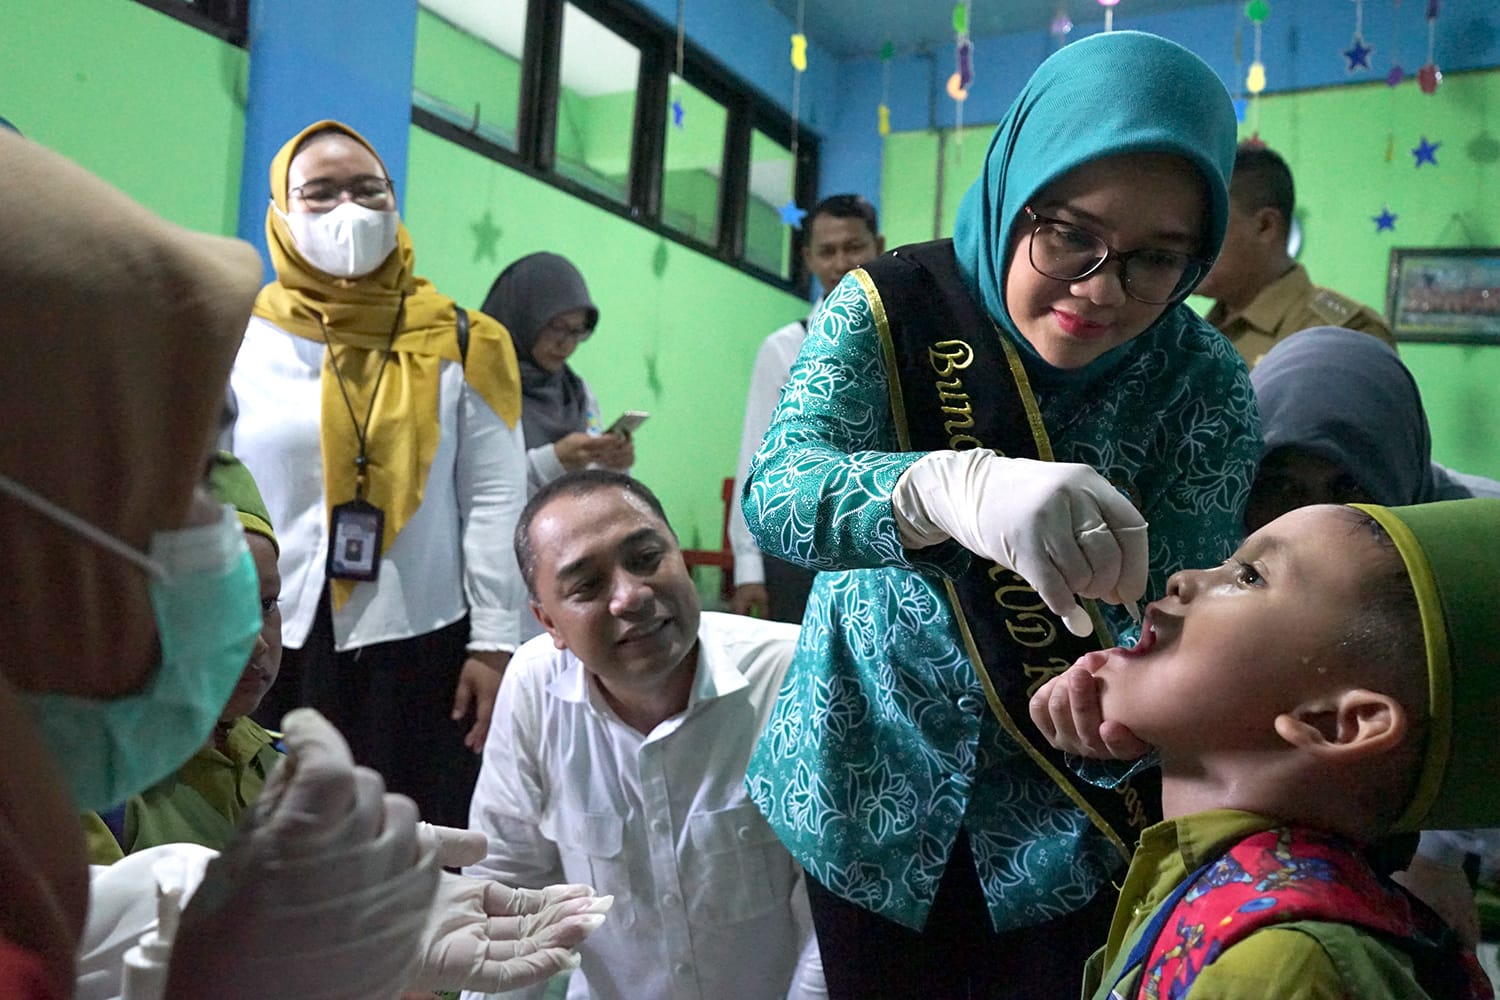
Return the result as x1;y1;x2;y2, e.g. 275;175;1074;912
229;120;525;828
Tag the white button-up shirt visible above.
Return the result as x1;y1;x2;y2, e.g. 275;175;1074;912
730;317;810;586
230;316;527;652
463;612;816;1000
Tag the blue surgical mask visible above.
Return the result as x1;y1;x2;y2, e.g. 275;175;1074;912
0;475;262;812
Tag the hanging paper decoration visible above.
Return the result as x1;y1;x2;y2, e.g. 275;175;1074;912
1373;206;1398;231
1098;0;1121;32
1386;0;1405;86
950;1;974;140
783;0;807;228
1418;0;1442;94
672;0;686;127
878;40;894;138
1344;0;1375;72
790;33;808;72
1050;1;1073;48
1412;136;1441;166
1244;0;1268;135
778;201;808;227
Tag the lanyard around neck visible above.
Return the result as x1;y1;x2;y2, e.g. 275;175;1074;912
320;294;405;500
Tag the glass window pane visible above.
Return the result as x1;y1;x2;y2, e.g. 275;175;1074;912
555;3;639;204
745;130;795;278
661;75;727;246
414;0;525;151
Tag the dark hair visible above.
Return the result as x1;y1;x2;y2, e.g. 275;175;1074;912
514;470;673;596
1332;508;1429;827
806;194;879;243
1229;143;1295;229
1335;508;1424;672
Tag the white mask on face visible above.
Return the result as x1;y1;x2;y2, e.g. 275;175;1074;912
277;201;400;279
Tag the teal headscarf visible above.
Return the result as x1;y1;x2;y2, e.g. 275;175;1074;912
952;31;1237;383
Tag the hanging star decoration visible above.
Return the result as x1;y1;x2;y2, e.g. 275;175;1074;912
778;200;808;227
1373;207;1397;232
1344;35;1374;71
1412;136;1441;167
1343;0;1374;72
469;211;501;263
671;98;685;128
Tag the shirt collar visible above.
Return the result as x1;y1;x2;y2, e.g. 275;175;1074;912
545;615;750;712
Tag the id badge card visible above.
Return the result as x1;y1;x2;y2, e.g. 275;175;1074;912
327;498;384;582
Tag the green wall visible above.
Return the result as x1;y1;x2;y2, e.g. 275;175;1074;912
882;71;1500;480
403;127;809;551
0;0;247;236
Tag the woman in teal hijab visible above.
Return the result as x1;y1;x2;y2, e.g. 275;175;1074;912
741;31;1260;998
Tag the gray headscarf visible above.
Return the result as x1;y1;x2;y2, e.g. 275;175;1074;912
480;252;599;451
1251;326;1499;504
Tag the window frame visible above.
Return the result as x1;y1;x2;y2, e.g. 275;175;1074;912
132;0;248;46
413;0;819;295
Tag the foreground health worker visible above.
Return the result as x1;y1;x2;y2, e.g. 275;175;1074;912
232;121;527;828
0;129;606;1000
742;32;1259;998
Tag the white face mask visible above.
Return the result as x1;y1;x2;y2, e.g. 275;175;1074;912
277;201;400;279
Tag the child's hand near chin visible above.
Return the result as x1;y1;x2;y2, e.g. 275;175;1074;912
1028;651;1151;760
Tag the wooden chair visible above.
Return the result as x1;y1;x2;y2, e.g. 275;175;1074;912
680;477;736;604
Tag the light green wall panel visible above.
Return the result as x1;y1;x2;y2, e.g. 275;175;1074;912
1236;71;1500;480
881;72;1500;480
404;127;809;550
0;0;246;236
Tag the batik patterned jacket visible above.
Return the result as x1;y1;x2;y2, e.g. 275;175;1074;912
743;272;1260;932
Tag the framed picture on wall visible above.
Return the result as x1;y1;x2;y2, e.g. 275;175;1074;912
1387;247;1500;345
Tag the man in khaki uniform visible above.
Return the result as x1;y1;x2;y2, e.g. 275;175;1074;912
1196;143;1394;367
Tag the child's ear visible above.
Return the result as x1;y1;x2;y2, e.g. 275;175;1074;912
1274;689;1407;759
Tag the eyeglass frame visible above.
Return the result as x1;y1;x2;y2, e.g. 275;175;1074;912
1022;206;1209;306
287;175;396;211
538;316;594;346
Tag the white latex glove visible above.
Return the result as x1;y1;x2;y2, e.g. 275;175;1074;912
164;709;441;1000
892;449;1148;637
405;873;612;993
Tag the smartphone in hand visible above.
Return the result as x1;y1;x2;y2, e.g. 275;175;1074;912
605;410;649;436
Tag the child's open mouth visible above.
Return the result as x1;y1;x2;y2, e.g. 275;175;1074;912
1120;609;1161;658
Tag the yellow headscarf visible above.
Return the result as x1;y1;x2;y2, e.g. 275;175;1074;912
252;120;521;610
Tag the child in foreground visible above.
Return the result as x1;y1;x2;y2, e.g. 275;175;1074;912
1031;499;1500;999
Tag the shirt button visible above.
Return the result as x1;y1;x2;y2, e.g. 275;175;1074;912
662;893;679;907
674;962;692;976
957;695;981;713
651;819;669;834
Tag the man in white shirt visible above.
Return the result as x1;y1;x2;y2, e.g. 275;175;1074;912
729;195;884;622
464;470;819;1000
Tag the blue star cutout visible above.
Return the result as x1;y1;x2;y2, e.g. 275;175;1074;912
1412;136;1441;167
469;211;501;263
1373;207;1397;232
778;200;808;228
671;99;685;129
1344;34;1375;72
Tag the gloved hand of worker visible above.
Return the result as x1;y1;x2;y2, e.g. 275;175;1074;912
164;709;441;1000
404;870;612;993
892;449;1148;637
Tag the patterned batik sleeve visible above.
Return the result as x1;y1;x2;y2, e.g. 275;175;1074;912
1139;350;1262;597
742;272;970;577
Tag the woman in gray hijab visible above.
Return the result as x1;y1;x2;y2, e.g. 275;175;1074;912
1246;324;1499;532
480;252;633;494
